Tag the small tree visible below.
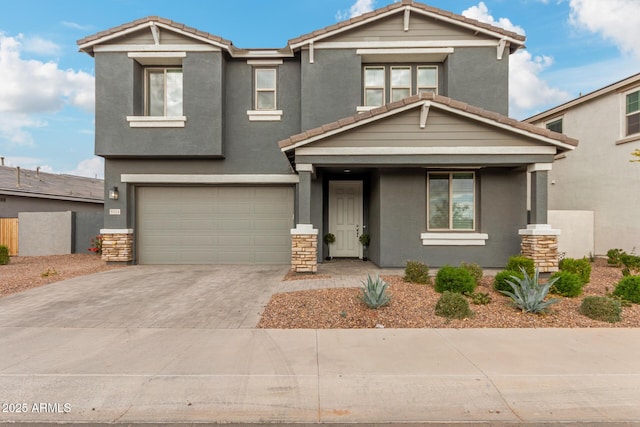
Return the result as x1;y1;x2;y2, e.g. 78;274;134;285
632;148;640;163
324;233;335;260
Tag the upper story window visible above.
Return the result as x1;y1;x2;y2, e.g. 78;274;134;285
546;117;563;134
427;172;475;231
626;90;640;136
255;68;277;110
146;68;183;116
363;65;438;108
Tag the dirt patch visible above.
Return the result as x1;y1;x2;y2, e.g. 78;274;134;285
258;259;640;328
0;254;124;297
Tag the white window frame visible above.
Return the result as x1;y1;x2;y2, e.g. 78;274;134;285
364;66;386;107
417;66;438;94
390;65;412;103
144;67;183;117
427;171;476;232
624;88;640;137
254;68;277;111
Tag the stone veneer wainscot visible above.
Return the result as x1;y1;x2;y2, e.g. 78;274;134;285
519;224;560;273
100;229;134;263
290;224;318;273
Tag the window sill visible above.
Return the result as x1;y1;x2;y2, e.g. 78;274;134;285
356;106;378;113
126;116;187;128
247;110;283;121
421;232;488;246
616;134;640;145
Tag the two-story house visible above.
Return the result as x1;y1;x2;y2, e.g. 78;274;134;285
78;0;576;271
527;73;640;256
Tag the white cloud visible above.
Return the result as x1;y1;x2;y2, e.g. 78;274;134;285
461;2;526;36
67;157;104;179
62;21;93;31
509;50;571;118
22;36;61;56
569;0;640;58
337;0;376;21
0;32;94;145
461;2;570;118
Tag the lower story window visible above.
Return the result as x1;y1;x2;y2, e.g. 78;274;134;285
428;172;475;230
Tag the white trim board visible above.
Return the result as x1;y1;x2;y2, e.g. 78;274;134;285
296;146;557;156
421;232;488;246
120;174;300;184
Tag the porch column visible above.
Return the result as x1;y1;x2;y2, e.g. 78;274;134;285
291;165;318;273
520;163;558;272
529;164;550;224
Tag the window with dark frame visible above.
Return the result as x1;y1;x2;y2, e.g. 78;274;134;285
428;172;475;231
546;118;563;134
626;90;640;136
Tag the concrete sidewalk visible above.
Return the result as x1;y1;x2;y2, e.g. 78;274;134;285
1;327;639;425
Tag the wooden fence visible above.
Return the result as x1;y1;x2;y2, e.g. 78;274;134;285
0;218;18;255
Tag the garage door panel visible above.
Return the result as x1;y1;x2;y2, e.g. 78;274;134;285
137;186;293;264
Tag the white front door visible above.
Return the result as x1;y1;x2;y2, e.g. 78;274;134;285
329;181;363;258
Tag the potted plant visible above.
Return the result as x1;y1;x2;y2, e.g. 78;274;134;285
324;233;335;260
359;233;370;261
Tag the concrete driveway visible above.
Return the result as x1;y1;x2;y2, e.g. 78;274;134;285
0;265;289;329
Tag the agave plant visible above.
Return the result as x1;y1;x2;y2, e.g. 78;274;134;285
361;274;391;309
499;267;560;314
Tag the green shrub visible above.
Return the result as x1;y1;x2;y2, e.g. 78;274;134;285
403;260;430;284
435;291;474;319
621;253;640;276
0;245;9;265
360;274;391;309
494;270;524;293
549;271;584;297
506;256;535;276
469;292;492;305
580;296;622;323
499;268;560;314
434;266;476;294
607;248;624;267
559;257;592;284
613;276;640;304
460;262;483;285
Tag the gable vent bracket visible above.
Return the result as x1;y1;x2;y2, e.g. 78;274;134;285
150;22;160;45
404;7;411;32
497;38;507;60
420;102;430;129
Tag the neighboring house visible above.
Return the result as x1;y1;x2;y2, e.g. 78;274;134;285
0;165;103;216
0;164;104;255
77;0;576;270
526;73;640;256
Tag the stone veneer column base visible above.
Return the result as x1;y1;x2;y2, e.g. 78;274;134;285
100;228;134;263
518;224;560;273
290;224;318;273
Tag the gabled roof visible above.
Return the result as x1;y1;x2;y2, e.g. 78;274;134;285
77;16;237;56
288;0;525;51
0;166;104;204
279;93;577;152
78;1;526;57
525;72;640;123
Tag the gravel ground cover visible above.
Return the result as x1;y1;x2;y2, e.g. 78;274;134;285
0;254;122;297
258;258;640;328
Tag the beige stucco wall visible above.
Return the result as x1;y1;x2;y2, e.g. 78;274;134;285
539;89;640;255
548;210;594;259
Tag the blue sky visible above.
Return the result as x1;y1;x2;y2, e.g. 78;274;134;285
1;0;639;179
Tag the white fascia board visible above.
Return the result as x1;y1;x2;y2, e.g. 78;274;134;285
120;174;300;184
431;103;575;151
281;101;424;152
421;232;488;246
314;40;498;49
95;44;220;53
153;22;231;51
128;51;187;59
296;146;556;156
78;22;156;50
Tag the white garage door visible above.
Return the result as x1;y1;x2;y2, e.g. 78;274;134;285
137;186;293;264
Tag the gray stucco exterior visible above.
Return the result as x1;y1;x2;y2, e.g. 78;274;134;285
80;1;574;266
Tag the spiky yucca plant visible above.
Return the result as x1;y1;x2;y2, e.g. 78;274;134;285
361;274;391;309
499;268;560;314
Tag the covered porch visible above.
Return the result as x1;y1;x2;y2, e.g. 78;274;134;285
280;93;577;272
